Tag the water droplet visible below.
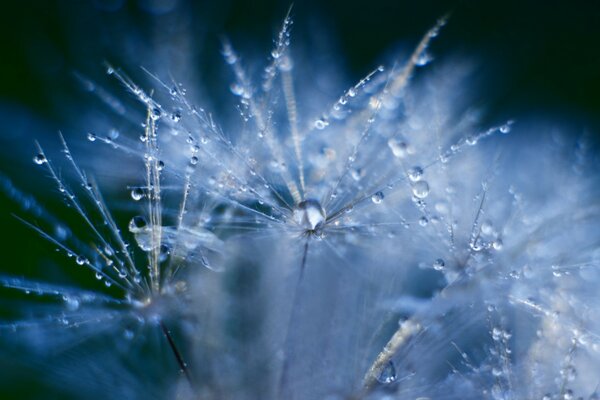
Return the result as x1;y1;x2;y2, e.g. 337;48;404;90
33;153;47;165
466;135;478;146
190;156;199;165
230;83;244;96
293;199;326;231
412;181;430;199
407;166;423;182
170;111;181;123
131;188;144;201
371;191;384;204
432;258;445;271
314;119;329;130
351;168;363;181
492;327;502;341
416;52;432;66
418;216;428;226
377;361;397;384
500;124;511;134
128;216;148;233
388;139;410;158
87;132;97;142
492;239;503;251
106;66;114;75
151;107;162;120
95;272;103;280
75;256;87;265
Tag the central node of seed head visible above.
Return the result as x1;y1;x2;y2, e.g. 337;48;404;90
293;199;326;232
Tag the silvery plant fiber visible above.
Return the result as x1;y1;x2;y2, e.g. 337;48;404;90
1;8;599;400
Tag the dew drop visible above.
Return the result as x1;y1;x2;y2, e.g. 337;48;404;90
128;216;148;233
500;124;511;134
418;216;428;226
412;181;430;199
466;135;478;146
151;107;162;120
416;52;432;66
371;191;384;204
377;361;397;384
87;132;97;142
75;256;87;266
407;166;423;182
33;153;47;165
131;188;144;201
492;238;503;251
387;139;409;158
230;83;244;96
351;168;363;181
170;112;181;123
432;258;445;271
314;119;329;130
293;199;326;231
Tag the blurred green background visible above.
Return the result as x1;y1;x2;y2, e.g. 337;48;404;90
0;0;599;398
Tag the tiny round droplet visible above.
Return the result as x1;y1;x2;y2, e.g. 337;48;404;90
314;119;329;130
433;258;445;271
412;181;430;199
407;166;423;182
87;132;97;142
371;191;384;204
33;154;47;165
131;188;144;201
388;139;410;158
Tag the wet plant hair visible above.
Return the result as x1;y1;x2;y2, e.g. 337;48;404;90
1;7;600;400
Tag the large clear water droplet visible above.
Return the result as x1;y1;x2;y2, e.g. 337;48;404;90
293;199;326;231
